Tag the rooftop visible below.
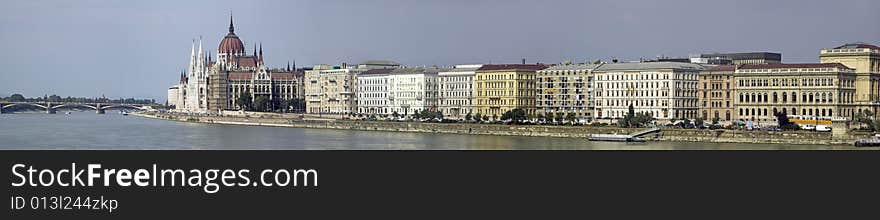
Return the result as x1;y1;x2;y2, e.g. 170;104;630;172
738;63;851;70
593;62;708;72
477;64;548;71
834;43;880;50
704;65;738;71
700;52;782;60
540;63;602;71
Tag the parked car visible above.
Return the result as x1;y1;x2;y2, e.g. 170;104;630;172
816;125;832;132
801;124;816;130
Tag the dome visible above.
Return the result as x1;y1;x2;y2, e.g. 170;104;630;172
219;33;245;54
218;16;245;54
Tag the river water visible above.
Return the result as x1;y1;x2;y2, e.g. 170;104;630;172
0;111;850;150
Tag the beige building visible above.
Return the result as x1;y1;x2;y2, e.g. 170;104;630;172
820;43;880;115
305;64;362;115
734;63;856;124
473;64;548;118
593;62;704;120
698;65;737;123
536;63;599;121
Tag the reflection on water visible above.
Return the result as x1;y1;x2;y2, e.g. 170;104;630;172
0;112;846;150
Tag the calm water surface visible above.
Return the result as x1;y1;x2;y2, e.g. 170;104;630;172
0;112;847;150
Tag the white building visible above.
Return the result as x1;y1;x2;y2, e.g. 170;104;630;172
167;85;180;108
438;64;482;118
386;67;446;116
357;68;394;115
593;62;706;120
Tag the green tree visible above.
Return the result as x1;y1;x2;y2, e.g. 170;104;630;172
465;112;473;121
237;91;253;111
392;111;399;118
8;94;25;102
694;117;705;128
775;112;799;130
474;113;483;122
565;112;577;124
712;117;720;125
254;96;270;112
554;112;564;123
501;108;528;123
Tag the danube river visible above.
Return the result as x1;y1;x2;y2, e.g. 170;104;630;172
0;112;850;150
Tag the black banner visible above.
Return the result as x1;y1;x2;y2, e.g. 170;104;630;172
2;151;879;219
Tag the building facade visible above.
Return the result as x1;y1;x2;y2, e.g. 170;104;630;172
386;67;443;116
357;69;394;115
304;64;362;115
438;64;482;118
536;63;598;121
699;52;782;65
473;64;547;118
698;65;737;123
593;62;704;120
171;16;304;114
820;43;880;116
733;63;856;124
167;85;180;108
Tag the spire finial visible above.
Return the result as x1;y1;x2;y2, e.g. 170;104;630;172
229;13;235;33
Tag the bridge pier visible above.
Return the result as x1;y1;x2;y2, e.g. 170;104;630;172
0;103;3;114
46;103;56;114
96;104;105;114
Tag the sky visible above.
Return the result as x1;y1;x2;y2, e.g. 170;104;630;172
0;0;878;101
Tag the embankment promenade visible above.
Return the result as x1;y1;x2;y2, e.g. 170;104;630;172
135;112;870;146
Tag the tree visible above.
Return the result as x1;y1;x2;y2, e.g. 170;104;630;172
254;96;270;112
565;112;577;124
482;115;489;121
8;94;25;102
554;112;564;123
855;110;875;130
501;108;527;123
775;112;799;130
465;112;473;121
712;117;720;125
695;117;705;128
237;91;253;111
537;113;545;121
392;111;399;118
546;112;555;123
474;113;483;122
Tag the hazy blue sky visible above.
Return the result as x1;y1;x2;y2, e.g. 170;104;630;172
1;0;878;101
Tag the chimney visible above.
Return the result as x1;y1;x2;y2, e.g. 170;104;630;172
521;58;526;65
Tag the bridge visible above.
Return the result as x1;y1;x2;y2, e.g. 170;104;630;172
0;101;149;114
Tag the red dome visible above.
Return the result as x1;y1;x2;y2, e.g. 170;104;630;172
219;33;245;54
218;16;245;54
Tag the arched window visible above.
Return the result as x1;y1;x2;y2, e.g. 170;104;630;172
773;92;778;103
792;92;797;103
782;92;788;103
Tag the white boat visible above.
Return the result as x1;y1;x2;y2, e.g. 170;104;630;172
121;111;129;116
65;111;72;115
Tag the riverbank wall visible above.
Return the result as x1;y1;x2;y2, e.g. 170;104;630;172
135;112;865;146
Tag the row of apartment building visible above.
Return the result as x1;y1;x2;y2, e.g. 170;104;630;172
302;43;880;125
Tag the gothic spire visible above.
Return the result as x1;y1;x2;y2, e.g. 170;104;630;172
229;14;235;33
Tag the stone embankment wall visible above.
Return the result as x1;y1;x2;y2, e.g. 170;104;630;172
138;112;861;146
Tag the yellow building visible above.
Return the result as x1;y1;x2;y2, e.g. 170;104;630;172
473;64;547;118
698;65;737;123
820;43;880;115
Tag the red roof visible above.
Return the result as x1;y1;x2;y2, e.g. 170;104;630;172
271;72;296;80
706;65;738;71
477;64;548;71
235;56;257;68
228;72;253;80
739;63;851;70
